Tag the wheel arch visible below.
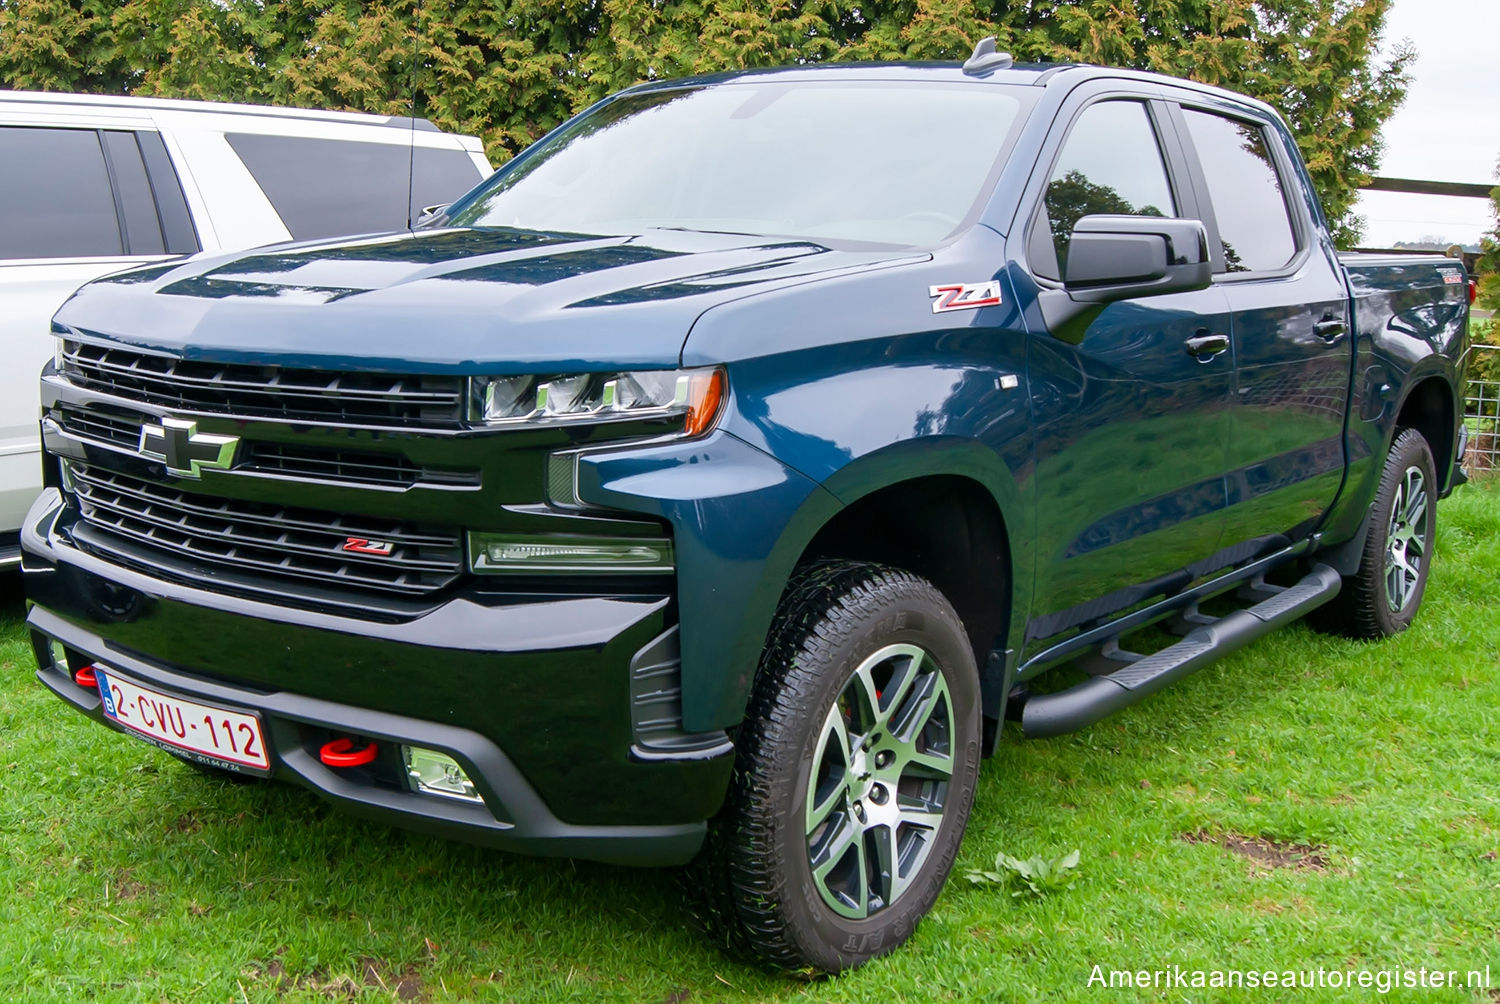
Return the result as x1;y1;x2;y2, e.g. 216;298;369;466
744;438;1030;740
1393;373;1458;488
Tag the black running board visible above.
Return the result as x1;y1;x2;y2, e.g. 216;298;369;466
1019;564;1341;738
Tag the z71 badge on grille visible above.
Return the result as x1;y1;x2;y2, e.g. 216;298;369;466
929;281;1002;313
343;537;395;556
138;417;239;478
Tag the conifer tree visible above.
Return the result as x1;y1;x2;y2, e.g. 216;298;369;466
0;0;1412;242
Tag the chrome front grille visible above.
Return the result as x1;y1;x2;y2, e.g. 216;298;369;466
56;407;138;451
69;464;463;596
60;340;465;427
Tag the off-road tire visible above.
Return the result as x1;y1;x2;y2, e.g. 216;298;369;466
694;559;981;974
1317;427;1437;638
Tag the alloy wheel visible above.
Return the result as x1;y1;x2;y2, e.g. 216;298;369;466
1384;465;1428;613
804;642;954;920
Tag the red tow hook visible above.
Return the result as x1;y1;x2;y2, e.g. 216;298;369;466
73;665;98;689
319;737;378;768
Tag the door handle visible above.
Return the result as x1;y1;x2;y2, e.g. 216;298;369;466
1185;333;1230;360
1314;317;1347;341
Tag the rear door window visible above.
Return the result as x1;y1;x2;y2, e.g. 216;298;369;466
226;133;484;241
0;126;124;259
1036;101;1177;278
101;130;166;256
1180;109;1298;273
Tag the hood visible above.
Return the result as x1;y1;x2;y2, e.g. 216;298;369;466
53;227;925;373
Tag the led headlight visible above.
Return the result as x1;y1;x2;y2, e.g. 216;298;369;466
469;532;673;574
472;366;724;436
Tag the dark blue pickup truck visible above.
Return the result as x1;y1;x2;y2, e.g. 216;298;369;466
22;43;1471;972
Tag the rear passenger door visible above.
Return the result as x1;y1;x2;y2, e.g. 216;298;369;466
0;124;198;532
1170;101;1352;556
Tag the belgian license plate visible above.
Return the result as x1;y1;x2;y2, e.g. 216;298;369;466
95;667;271;772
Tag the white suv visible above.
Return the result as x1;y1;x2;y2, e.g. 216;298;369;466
0;91;492;564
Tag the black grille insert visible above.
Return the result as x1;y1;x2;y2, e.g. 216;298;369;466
69;464;463;596
53;408;478;490
61;340;465;427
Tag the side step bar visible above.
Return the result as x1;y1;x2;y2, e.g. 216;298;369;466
1019;563;1342;739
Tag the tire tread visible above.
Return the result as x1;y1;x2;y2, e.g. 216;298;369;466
689;559;970;973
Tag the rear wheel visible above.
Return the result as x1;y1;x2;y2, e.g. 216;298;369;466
699;560;981;974
1318;428;1437;638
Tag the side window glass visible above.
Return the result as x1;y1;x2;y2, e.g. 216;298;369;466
101;131;166;256
227;133;408;241
0;127;123;259
1181;109;1297;272
227;134;485;241
136;131;201;254
1041;101;1176;276
409;147;487;224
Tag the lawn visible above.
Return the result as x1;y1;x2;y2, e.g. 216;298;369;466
2;485;1498;1003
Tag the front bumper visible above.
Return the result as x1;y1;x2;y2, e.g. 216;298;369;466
23;489;734;866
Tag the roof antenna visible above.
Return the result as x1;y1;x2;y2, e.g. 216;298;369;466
404;2;422;229
963;36;1014;76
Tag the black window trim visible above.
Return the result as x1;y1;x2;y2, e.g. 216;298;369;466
1164;95;1312;283
1014;83;1205;286
135;130;201;255
97;129;158;257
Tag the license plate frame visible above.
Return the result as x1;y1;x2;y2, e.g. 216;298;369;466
95;666;272;774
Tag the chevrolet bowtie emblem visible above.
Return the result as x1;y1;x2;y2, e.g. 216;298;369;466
138;417;239;478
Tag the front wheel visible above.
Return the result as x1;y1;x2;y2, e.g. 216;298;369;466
1318;427;1438;638
699;560;981;974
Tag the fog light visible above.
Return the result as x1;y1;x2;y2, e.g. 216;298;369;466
403;746;482;804
468;532;673;574
49;639;68;672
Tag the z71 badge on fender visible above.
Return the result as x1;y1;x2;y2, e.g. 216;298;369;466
929;281;1002;313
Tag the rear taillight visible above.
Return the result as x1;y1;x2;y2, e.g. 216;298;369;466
1471;279;1479;305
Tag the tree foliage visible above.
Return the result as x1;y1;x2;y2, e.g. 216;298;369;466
0;0;1410;243
1477;158;1500;314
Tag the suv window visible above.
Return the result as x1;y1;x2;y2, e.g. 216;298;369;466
1039;101;1176;278
101;130;166;256
0;127;123;259
1181;109;1297;273
226;133;485;241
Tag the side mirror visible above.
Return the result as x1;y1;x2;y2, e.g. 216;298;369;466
414;203;451;229
1063;215;1212;303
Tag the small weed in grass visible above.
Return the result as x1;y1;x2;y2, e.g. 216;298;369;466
964;848;1082;897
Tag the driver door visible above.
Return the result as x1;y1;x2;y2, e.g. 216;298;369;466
1021;96;1234;654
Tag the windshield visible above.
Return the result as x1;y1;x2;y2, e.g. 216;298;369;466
448;80;1033;248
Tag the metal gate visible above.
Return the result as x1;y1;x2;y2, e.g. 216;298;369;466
1465;343;1499;478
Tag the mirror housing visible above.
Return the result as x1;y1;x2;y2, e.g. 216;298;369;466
1063;215;1212;303
414;203;451;230
1039;215;1214;340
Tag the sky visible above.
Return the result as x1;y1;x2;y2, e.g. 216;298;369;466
1353;0;1499;247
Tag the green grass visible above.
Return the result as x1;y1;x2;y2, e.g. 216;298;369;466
4;486;1500;1002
